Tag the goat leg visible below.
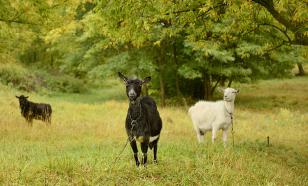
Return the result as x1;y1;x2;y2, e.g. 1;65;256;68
153;141;158;164
130;140;140;166
46;116;51;126
27;118;33;127
212;128;217;143
141;142;148;166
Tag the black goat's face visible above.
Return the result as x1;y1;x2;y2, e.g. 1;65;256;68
118;72;151;101
16;95;29;105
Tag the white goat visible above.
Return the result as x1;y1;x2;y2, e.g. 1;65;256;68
188;88;239;144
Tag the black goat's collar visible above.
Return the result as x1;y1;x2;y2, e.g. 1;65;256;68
129;96;142;105
129;96;143;126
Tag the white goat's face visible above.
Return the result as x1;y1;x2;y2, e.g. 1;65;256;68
223;88;239;102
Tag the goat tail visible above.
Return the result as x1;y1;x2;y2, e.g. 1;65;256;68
46;105;52;124
44;105;52;119
47;105;52;115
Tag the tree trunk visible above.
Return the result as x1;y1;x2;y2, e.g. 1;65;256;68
210;77;221;96
220;76;226;87
173;41;188;108
228;79;233;87
158;66;165;107
296;63;305;76
203;73;212;100
158;47;166;107
175;73;181;96
173;42;181;97
50;54;54;67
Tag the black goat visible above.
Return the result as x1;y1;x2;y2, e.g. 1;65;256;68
118;72;162;166
16;95;52;126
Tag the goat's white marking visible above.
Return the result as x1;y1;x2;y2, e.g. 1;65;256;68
128;89;136;96
134;135;160;143
150;135;159;142
135;136;144;142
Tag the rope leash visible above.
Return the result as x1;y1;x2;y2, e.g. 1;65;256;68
95;100;142;182
108;123;136;170
110;101;141;167
231;114;234;147
224;101;235;147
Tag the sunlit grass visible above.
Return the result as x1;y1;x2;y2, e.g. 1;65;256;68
0;77;307;185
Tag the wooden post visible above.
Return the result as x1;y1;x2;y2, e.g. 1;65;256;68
267;136;270;147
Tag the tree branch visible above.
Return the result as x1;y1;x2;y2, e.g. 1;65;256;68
159;2;227;27
259;23;291;42
264;41;287;54
165;2;226;16
252;0;293;30
252;0;308;46
210;77;221;95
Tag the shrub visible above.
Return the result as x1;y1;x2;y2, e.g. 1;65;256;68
0;63;37;91
0;63;87;93
46;76;87;93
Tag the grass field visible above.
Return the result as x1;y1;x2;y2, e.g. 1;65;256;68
0;76;307;185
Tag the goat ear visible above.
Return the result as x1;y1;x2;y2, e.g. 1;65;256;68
236;89;240;94
217;87;224;93
15;96;19;98
142;76;151;84
118;72;128;84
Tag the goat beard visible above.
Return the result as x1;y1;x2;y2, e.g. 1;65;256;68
129;96;142;105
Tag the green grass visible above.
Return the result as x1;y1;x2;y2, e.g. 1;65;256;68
236;76;308;113
0;77;307;185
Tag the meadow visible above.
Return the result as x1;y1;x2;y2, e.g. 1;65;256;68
0;77;307;185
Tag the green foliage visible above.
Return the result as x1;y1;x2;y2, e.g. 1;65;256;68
178;64;202;80
45;75;87;94
0;63;36;92
0;0;307;100
0;63;87;93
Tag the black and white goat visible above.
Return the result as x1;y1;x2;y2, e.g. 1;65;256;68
118;72;162;167
16;95;52;126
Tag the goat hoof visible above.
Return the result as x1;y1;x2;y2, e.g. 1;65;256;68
153;160;158;164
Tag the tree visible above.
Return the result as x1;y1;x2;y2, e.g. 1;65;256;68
250;0;308;75
251;0;308;46
0;0;83;65
3;0;305;102
49;0;306;100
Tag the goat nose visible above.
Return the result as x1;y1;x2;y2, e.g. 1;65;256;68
128;89;136;96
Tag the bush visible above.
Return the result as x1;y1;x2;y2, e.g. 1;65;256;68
46;76;87;93
0;63;37;91
0;63;87;93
